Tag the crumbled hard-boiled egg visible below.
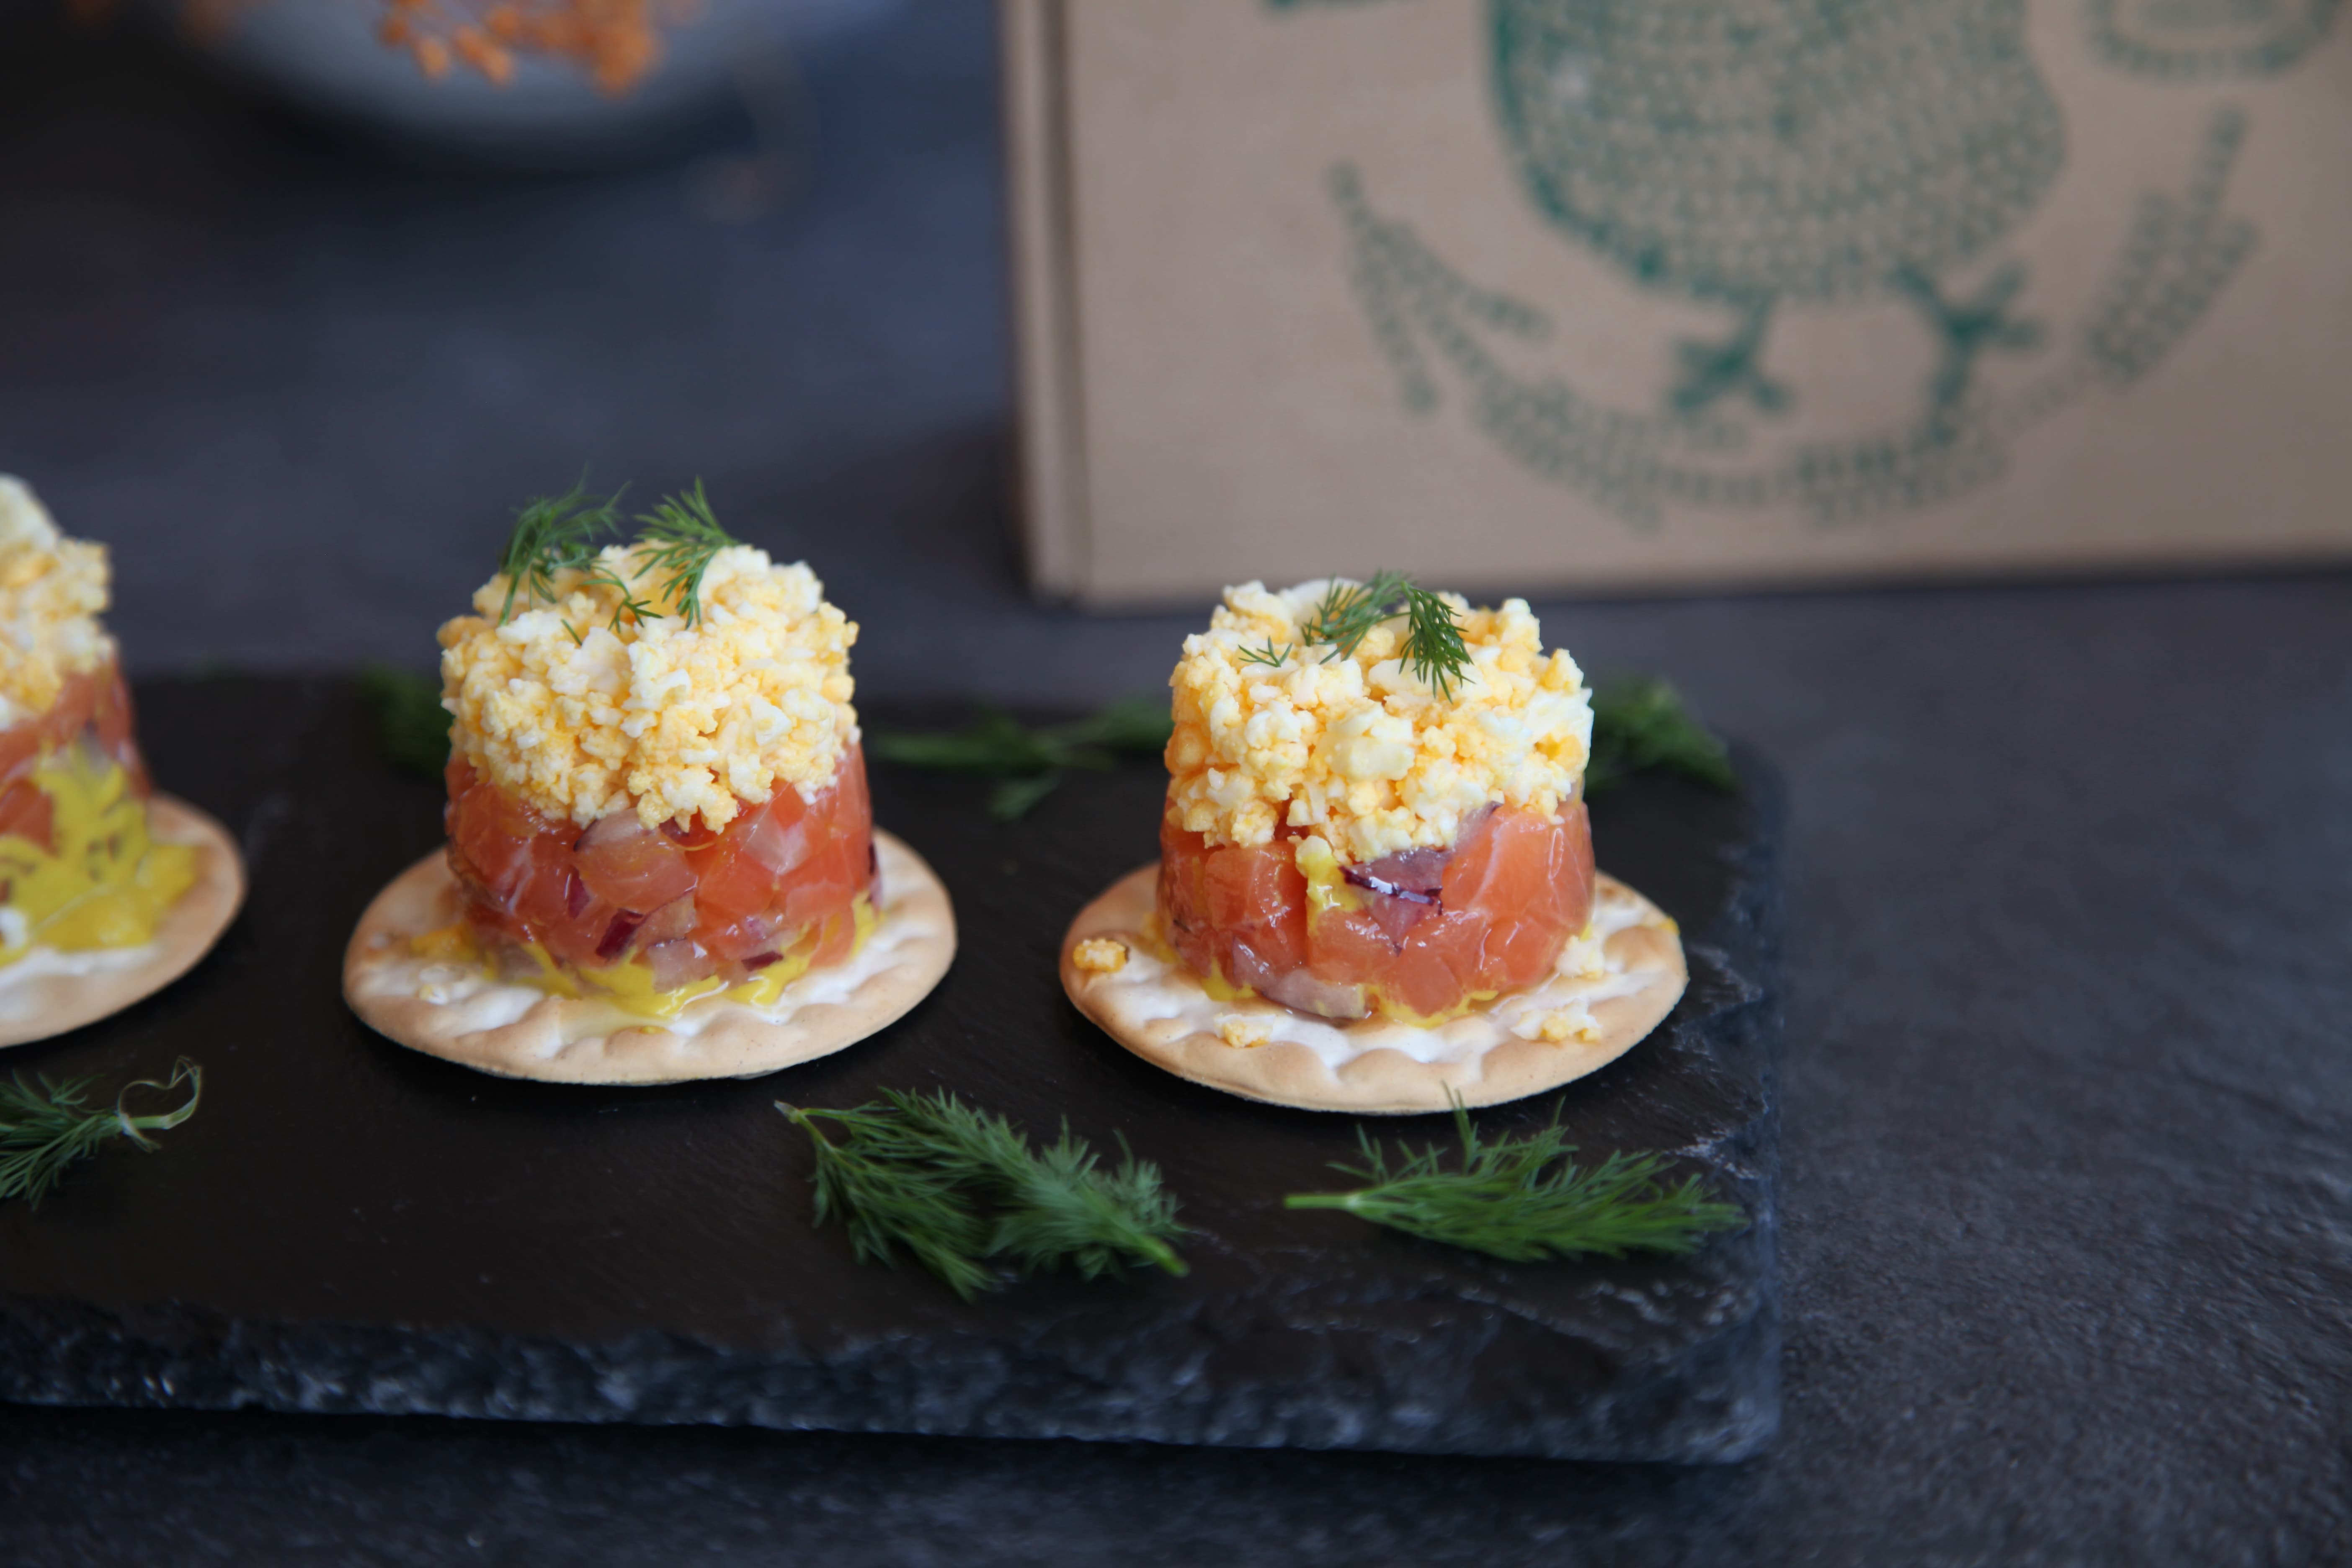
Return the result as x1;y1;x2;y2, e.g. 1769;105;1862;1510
1217;1015;1272;1050
1166;580;1592;863
0;479;114;730
440;544;857;830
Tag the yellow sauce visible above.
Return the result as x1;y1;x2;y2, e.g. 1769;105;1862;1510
0;749;196;962
418;892;878;1019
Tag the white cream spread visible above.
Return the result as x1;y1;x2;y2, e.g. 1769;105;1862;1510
1075;878;1673;1075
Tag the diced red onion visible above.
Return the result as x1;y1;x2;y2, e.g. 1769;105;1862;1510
1230;939;1370;1020
595;909;644;962
1344;847;1449;905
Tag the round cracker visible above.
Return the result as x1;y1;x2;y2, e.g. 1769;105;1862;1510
344;830;956;1085
1060;864;1686;1114
0;794;248;1049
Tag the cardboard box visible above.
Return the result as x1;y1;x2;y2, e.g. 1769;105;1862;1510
1004;0;2352;605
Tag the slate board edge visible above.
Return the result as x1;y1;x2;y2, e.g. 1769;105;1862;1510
0;711;1787;1464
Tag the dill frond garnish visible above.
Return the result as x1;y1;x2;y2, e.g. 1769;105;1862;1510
1078;692;1179;754
487;477;744;633
872;708;1065;777
359;665;451;778
988;773;1064;820
634;480;739;628
1585;676;1736;794
495;479;625;625
872;694;1174;821
1284;1097;1745;1262
580;558;663;631
0;1060;202;1209
1238;640;1294;670
781;1098;994;1298
1298;572;1474;697
778;1090;1189;1300
1300;569;1411;659
1400;583;1472;699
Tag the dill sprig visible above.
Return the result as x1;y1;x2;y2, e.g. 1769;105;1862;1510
1081;692;1180;753
1238;640;1295;670
581;558;663;631
1400;583;1472;699
634;480;738;628
987;773;1065;820
495;479;626;625
488;477;740;634
1284;1098;1745;1262
1585;676;1736;794
778;1089;1189;1299
873;709;1064;776
359;665;452;777
0;1060;203;1209
1299;569;1411;659
1297;572;1475;698
872;694;1175;821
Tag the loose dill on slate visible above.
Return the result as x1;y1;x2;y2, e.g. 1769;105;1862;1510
777;1089;1189;1299
359;665;453;777
1284;1097;1745;1262
872;694;1175;822
0;1060;203;1209
1584;676;1736;794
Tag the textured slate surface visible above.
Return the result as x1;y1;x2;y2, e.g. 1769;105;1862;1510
1;2;2348;1560
0;678;1783;1461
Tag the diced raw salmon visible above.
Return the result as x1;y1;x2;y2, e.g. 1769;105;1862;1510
1157;799;1593;1022
445;742;876;987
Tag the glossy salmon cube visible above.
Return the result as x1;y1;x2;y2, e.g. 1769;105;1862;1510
444;742;876;989
1157;798;1594;1022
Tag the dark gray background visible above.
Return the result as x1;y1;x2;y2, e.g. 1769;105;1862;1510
3;3;2349;1563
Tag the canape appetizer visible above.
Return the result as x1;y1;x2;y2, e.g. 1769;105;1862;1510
1060;577;1687;1113
344;486;954;1084
0;479;244;1046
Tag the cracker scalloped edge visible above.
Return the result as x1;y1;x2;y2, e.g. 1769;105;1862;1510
0;794;248;1049
1059;864;1685;1114
345;830;956;1085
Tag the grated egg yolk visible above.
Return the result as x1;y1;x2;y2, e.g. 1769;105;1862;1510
0;478;113;731
1165;580;1592;864
439;543;858;832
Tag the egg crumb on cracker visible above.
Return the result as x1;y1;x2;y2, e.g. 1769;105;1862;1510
1536;1007;1599;1045
1217;1015;1273;1050
1073;937;1128;974
439;544;857;831
1165;580;1592;864
0;479;113;730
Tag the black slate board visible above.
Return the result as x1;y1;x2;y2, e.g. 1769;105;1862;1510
0;678;1784;1462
